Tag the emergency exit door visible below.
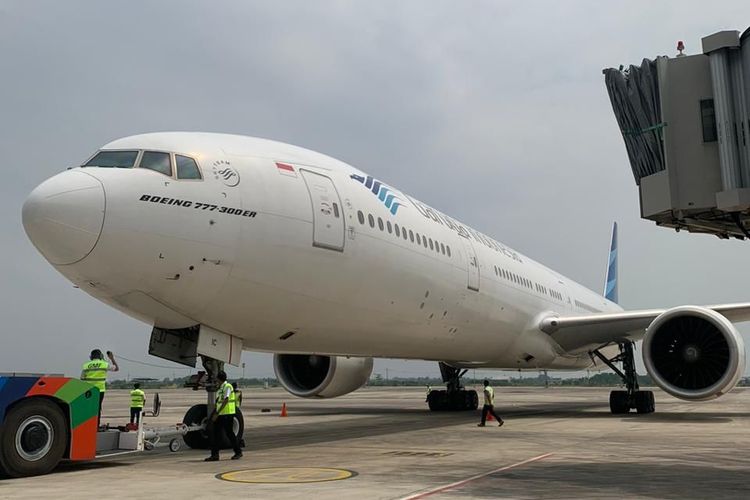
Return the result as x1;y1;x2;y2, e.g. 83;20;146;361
461;238;480;291
300;170;345;251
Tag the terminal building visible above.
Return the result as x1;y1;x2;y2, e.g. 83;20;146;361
604;27;750;239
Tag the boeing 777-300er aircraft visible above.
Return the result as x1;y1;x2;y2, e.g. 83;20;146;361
20;132;750;447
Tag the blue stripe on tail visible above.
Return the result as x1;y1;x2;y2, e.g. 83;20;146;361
604;222;618;303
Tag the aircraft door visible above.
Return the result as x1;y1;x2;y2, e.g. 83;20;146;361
461;237;480;291
300;169;345;251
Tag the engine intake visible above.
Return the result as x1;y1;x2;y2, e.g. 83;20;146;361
273;354;373;398
643;306;745;401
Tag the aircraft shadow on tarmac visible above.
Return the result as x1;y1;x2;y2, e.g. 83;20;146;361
474;462;748;500
245;401;746;451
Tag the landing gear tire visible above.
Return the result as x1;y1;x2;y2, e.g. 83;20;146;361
609;390;630;414
635;390;655;414
0;398;68;478
427;390;478;411
182;404;245;450
183;404;210;449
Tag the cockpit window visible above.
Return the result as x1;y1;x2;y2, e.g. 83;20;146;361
139;151;172;176
84;150;138;168
175;155;202;180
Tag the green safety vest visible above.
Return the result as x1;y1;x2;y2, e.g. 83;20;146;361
130;389;146;409
81;360;109;393
484;386;494;406
216;382;236;415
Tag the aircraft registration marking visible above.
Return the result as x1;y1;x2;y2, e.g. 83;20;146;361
138;194;257;218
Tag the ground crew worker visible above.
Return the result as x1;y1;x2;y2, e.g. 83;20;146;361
205;371;243;461
81;349;119;426
130;383;146;427
477;379;504;427
231;382;243;409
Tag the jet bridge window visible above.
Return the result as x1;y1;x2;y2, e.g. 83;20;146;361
139;151;172;176
84;150;138;168
176;155;202;179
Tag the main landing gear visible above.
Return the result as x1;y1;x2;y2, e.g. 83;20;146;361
592;341;655;414
182;356;245;449
427;362;479;411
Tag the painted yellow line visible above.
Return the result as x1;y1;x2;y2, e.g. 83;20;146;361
399;453;553;499
217;467;356;484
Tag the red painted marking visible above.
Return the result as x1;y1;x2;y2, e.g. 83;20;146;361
399;453;553;500
25;377;69;397
276;162;295;172
69;416;98;461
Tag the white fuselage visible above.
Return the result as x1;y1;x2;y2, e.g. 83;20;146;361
25;133;621;371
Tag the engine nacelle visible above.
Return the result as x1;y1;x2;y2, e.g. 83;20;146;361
273;354;373;398
643;306;745;401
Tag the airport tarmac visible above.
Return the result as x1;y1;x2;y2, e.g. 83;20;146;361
1;385;749;499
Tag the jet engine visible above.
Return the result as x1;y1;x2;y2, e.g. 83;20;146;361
273;354;373;398
643;306;745;401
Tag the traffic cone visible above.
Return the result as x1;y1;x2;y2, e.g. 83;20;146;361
280;403;288;417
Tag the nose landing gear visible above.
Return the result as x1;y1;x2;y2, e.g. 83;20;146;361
427;362;479;411
182;356;245;449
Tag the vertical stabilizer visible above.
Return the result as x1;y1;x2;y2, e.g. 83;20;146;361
604;222;618;303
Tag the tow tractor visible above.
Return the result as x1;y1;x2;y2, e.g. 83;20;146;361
0;374;203;478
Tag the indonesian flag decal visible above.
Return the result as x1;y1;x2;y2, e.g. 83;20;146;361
276;162;297;177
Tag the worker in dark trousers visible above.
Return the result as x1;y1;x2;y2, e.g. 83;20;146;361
129;383;146;427
80;349;119;427
477;379;504;427
205;371;243;461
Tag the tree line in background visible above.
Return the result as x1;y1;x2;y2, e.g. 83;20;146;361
105;372;750;389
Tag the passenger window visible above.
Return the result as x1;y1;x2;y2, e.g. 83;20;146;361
176;155;202;179
378;217;384;231
446;246;451;257
358;211;365;224
440;243;445;254
139;151;172;176
429;238;434;250
395;224;400;237
84;150;139;168
368;214;375;228
403;227;408;240
333;203;340;218
409;230;414;243
416;233;421;245
387;221;392;234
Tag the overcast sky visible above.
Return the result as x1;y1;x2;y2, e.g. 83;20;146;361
1;1;749;382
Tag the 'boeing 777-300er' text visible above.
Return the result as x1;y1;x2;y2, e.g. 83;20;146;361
21;132;750;445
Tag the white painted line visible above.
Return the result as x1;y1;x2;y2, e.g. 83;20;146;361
398;452;553;500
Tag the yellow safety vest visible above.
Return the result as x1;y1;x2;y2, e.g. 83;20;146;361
216;382;236;415
130;389;146;409
484;386;494;406
81;360;109;392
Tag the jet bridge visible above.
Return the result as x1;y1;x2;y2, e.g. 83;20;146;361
604;27;750;239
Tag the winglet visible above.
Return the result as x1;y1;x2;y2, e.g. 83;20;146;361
604;222;618;303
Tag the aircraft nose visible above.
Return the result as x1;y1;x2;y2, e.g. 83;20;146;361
22;170;105;265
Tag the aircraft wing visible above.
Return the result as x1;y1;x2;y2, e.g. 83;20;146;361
538;303;750;353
